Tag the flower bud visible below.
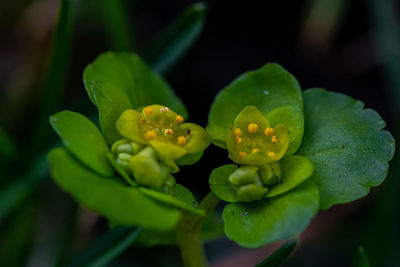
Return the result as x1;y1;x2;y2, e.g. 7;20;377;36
258;163;281;186
228;166;268;202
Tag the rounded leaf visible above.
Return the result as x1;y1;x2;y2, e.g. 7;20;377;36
298;89;395;209
48;148;180;231
223;180;319;248
50;111;113;177
90;81;133;145
265;155;314;198
209;164;238;203
83;52;188;118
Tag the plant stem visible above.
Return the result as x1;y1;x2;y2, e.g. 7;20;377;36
176;192;220;267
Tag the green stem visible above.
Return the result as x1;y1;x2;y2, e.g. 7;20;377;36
176;192;220;267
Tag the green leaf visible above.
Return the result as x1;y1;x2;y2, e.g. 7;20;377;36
209;164;238;203
90;81;133;145
255;238;297;267
48;148;180;231
139;186;205;217
358;246;370;267
207;63;303;149
298;89;395;209
50;110;114;177
67;227;142;267
223;180;319;248
176;151;204;166
83;52;187;118
267;106;304;155
265;155;314;198
143;3;206;74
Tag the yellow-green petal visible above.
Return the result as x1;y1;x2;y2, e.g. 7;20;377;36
116;109;146;144
178;123;211;154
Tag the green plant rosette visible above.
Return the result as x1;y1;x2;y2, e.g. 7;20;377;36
207;63;395;248
48;52;211;231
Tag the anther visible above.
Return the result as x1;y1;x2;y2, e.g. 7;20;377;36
248;123;258;133
146;130;156;139
144;107;153;116
235;137;242;144
176;115;184;123
271;136;278;143
178;136;187;145
251;148;259;154
164;129;173;135
239;151;247;158
268;152;276;158
140;118;146;124
233;128;242;137
264;127;274;136
160;107;169;113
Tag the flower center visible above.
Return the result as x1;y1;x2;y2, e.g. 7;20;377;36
139;105;189;147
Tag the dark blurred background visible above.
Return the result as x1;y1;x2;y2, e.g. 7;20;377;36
1;0;399;266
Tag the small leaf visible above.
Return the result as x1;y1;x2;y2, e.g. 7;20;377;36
207;63;303;148
90;81;133;145
50;110;113;177
265;155;314;198
48;148;180;230
223;180;319;248
67;227;142;267
255;238;297;267
267;106;304;155
143;3;206;74
83;52;187;118
298;89;395;209
209;164;238;203
139;186;205;217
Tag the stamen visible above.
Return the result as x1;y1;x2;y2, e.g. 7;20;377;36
140;118;146;124
239;151;247;158
268;152;276;158
146;130;155;139
235;137;242;144
164;129;173;135
176;115;184;123
264;127;274;136
251;148;259;154
248;123;258;133
271;136;278;143
160;106;169;113
233;128;242;137
177;136;187;145
144;107;153;116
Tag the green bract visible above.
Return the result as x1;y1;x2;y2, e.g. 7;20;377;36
207;63;394;248
48;52;210;231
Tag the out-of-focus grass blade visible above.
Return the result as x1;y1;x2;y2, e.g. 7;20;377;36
0;127;16;160
0;153;49;220
66;227;142;267
99;0;134;51
358;247;370;267
143;3;206;74
255;239;297;267
364;0;400;265
33;0;74;145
